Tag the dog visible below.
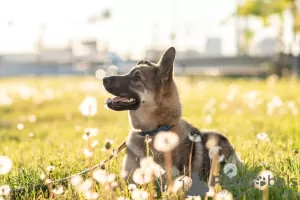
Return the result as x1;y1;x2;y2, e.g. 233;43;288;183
103;47;243;183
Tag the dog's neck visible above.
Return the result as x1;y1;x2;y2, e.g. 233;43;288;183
128;86;181;132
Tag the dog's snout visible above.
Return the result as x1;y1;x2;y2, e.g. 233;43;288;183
103;77;111;84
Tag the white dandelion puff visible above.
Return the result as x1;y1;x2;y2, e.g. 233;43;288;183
223;163;238;178
0;185;11;196
79;96;98;116
131;189;149;200
117;197;130;200
91;140;99;148
71;175;83;187
95;69;106;80
188;134;201;142
107;173;116;183
28;132;34;137
46;166;55;172
83;149;93;158
0;156;13;175
206;186;216;197
45;179;52;184
205;115;212;124
40;173;46;180
93;169;108;184
17;123;24;131
28;114;37;123
256;132;269;141
52;186;64;195
215;190;233;200
78;179;93;192
128;184;137;192
84;191;99;200
154;131;179;152
133;168;153;185
82;128;98;140
140;157;165;178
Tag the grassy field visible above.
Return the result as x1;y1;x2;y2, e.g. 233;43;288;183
0;76;300;200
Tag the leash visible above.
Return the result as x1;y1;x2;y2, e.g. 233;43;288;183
12;141;127;193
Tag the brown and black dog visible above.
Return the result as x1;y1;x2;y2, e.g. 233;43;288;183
103;47;242;182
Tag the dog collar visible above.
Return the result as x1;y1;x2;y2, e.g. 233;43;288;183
137;125;173;137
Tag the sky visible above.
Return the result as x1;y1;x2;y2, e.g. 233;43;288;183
0;0;294;57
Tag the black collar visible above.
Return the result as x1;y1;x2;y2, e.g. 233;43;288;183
137;125;174;137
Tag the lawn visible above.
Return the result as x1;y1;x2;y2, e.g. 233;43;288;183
0;76;300;200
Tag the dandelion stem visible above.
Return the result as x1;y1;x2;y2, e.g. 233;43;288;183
164;151;173;191
189;141;194;178
262;188;269;200
48;171;53;200
87;137;94;191
205;149;221;200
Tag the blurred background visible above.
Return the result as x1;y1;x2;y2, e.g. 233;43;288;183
0;0;300;77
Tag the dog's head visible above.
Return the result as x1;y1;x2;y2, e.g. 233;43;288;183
103;47;177;111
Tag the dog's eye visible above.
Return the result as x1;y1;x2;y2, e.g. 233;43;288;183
133;75;142;82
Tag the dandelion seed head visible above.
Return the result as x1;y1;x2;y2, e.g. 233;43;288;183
117;197;130;200
84;191;99;200
91;140;99;148
17;123;24;130
223;163;238;178
0;156;12;175
131;189;149;200
82;128;98;140
78;179;93;192
40;173;46;180
52;186;64;195
79;96;98;116
95;69;106;80
188;133;201;142
71;175;83;187
121;170;128;179
93;169;108;184
215;190;233;200
28;132;34;137
28;114;37;123
0;185;10;196
104;139;114;150
206;186;215;197
256;132;269;141
154;131;179;152
45;179;52;184
83;149;93;157
133;168;153;185
128;184;136;192
46;165;55;172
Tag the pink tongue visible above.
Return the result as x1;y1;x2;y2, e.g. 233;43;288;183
112;96;128;102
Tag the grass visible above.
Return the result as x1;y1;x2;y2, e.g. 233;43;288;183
0;75;300;199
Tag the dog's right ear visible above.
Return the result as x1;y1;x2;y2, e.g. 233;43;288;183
157;47;176;83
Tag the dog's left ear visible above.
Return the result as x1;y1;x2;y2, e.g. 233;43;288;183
157;47;176;83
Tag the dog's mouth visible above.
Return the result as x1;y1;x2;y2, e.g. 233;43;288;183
105;95;140;111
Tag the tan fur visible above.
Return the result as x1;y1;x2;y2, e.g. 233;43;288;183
103;47;243;183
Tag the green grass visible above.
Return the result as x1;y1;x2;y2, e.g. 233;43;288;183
0;76;300;199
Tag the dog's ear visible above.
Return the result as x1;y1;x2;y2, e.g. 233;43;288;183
157;47;176;83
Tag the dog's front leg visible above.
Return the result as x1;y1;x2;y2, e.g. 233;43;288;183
121;148;140;183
